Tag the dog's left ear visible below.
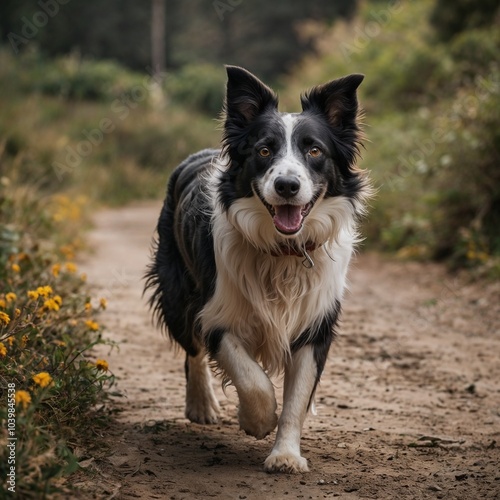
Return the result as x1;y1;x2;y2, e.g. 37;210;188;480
224;66;278;126
301;74;364;129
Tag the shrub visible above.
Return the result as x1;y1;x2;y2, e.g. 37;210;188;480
165;63;226;116
0;181;115;497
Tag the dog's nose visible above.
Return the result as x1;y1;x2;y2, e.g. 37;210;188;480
274;176;300;199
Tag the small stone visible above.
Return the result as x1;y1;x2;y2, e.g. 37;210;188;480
428;485;442;492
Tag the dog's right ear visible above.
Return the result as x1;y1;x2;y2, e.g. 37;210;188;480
224;66;278;126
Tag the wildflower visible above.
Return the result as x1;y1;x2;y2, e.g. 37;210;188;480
0;342;6;357
20;335;28;348
95;359;109;372
6;336;15;347
85;302;92;313
0;311;10;326
52;263;61;277
36;286;53;298
15;390;32;409
6;292;17;302
11;263;20;273
53;295;63;306
65;262;78;273
33;372;53;388
27;290;39;301
99;298;107;310
14;308;21;318
84;320;99;331
60;245;75;260
43;298;60;312
0;299;5;308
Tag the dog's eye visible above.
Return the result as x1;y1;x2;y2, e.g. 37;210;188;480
259;147;271;158
309;147;322;158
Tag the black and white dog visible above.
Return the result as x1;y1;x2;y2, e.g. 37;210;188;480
145;66;369;473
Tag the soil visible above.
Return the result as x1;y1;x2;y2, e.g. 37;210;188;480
78;202;500;500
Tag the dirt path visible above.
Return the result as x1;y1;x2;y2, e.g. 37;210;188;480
79;202;500;500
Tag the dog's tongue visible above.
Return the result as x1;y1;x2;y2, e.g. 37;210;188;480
273;205;303;234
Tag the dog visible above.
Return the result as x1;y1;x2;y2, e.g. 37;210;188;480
145;66;370;473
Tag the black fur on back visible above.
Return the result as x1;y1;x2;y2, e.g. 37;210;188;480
144;149;219;356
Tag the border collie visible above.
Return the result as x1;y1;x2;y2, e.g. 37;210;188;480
145;66;370;473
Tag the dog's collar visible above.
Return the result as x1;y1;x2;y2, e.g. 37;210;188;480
269;241;322;268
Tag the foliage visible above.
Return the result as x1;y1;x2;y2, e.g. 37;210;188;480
283;0;500;273
0;49;220;205
165;63;226;116
0;0;358;81
430;0;500;41
0;183;115;497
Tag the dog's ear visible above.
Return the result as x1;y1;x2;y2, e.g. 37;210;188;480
224;66;278;125
301;74;364;129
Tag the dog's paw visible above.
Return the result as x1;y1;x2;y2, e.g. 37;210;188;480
239;404;278;439
238;389;278;439
185;392;220;424
264;451;309;474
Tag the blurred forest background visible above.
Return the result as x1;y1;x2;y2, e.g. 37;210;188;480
1;0;499;272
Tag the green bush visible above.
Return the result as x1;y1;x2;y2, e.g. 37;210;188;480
165;63;226;116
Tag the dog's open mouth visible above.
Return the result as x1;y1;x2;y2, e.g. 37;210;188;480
263;201;314;235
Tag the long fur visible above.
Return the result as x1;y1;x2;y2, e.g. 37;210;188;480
145;65;370;473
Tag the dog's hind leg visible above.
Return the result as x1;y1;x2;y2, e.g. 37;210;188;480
185;350;220;424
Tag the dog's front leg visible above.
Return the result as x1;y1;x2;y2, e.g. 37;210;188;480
216;334;278;439
264;345;317;473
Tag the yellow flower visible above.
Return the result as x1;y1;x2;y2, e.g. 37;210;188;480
42;298;60;312
14;308;21;318
15;390;31;410
52;263;61;277
32;372;53;388
27;290;39;301
60;245;75;260
0;311;10;326
6;292;17;302
0;299;5;308
84;320;99;331
65;262;78;274
11;263;20;273
36;286;53;298
85;302;92;312
53;295;63;306
6;336;15;347
0;342;6;357
99;298;107;310
20;335;28;348
95;359;109;372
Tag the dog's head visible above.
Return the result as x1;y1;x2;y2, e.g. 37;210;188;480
218;66;368;251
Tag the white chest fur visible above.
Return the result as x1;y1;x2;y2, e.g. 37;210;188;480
199;196;357;374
